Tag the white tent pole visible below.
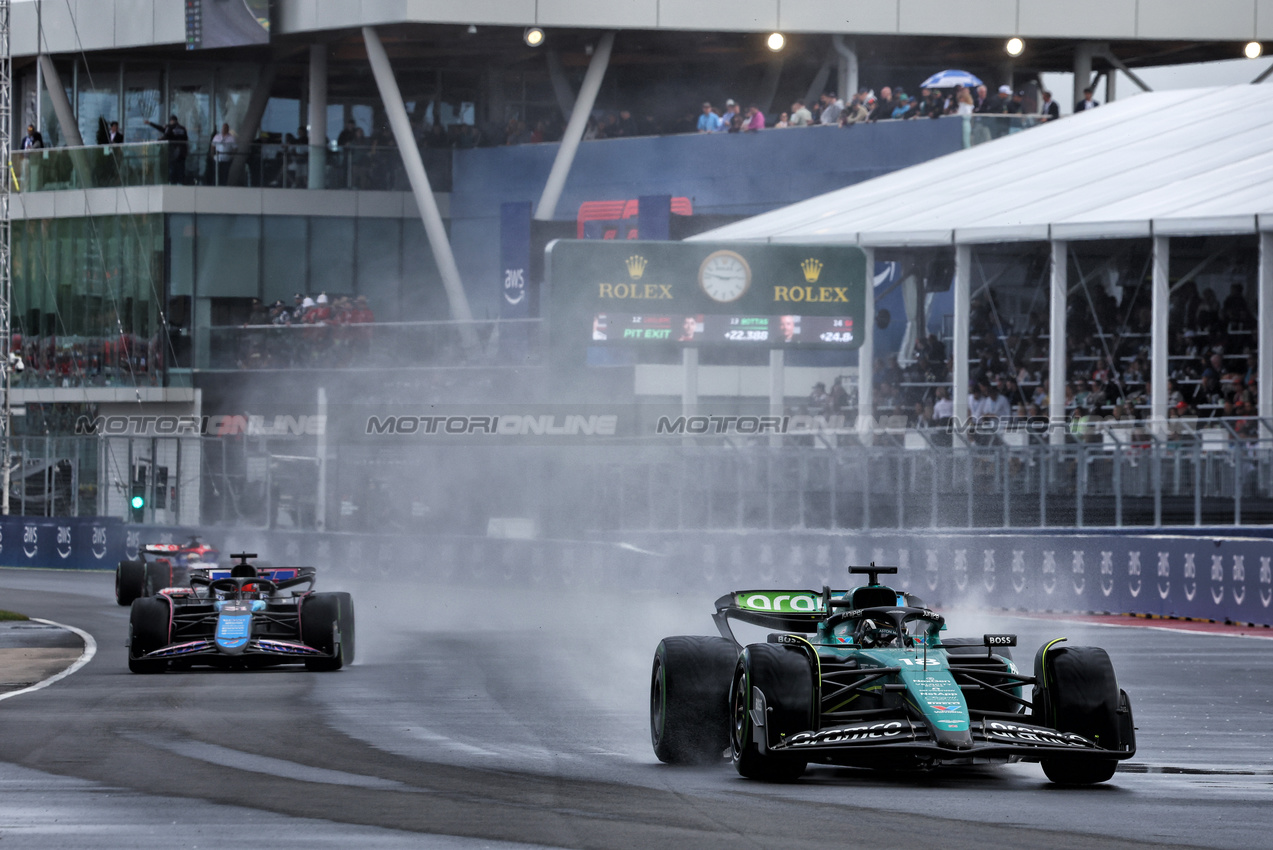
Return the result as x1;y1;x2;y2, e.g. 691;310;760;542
857;247;875;443
952;244;971;427
1048;240;1068;445
1151;235;1170;435
1259;231;1273;439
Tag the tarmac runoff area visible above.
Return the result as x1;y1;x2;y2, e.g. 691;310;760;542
0;618;91;698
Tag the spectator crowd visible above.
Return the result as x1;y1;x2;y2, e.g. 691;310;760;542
857;279;1262;442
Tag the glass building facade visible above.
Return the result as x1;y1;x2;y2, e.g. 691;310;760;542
11;212;445;383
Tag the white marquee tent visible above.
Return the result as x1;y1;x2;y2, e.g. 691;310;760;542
697;85;1273;433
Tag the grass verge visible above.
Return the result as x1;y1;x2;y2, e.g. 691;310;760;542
0;609;29;621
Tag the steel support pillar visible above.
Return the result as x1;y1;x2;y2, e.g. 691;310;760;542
832;36;857;100
858;247;875;444
227;64;277;186
1073;42;1095;108
1151;235;1170;434
38;53;82;146
307;44;327;189
952;244;972;426
545;50;575;121
363;27;477;343
1048;240;1067;445
535;32;614;221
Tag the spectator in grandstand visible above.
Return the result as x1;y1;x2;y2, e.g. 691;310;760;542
808;382;831;416
830;376;850;412
773;112;790;128
211;123;238;186
819;91;844;125
984;384;1012;421
891;94;915;120
718;99;741;132
1223;283;1252;328
978;85;1015;114
727;113;746;133
146;115;189;184
932;387;953;424
337;119;358;147
1075;87;1100;111
954;87;975;115
269;300;291;326
839;92;870;125
868;87;895;121
22;123;44;149
789;99;813;126
106;121;124;144
1040;90;1060;121
744;105;766;131
973;84;988;111
614;109;639;137
915;89;943;119
245;298;269;326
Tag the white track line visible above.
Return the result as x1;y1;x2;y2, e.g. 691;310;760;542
0;618;97;702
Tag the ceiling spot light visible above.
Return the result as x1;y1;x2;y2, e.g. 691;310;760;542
767;32;786;52
467;24;477;35
1245;41;1263;59
1006;37;1025;57
524;27;545;47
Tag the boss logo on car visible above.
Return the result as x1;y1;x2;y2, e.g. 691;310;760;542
983;634;1017;646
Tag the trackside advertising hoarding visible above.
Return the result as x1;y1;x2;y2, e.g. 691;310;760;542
545;240;867;366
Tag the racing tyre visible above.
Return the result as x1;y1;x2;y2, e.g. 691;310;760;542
301;592;355;671
730;644;811;781
1033;642;1125;785
650;636;738;764
128;596;170;674
143;562;172;597
116;560;146;606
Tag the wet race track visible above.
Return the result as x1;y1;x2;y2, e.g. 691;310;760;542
0;565;1270;849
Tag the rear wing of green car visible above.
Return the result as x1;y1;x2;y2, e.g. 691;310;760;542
712;588;925;644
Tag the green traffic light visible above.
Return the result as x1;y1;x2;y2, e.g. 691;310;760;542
130;495;145;510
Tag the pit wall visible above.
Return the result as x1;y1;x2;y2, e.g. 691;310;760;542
8;517;1271;627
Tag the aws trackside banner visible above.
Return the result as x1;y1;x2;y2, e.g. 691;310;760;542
654;531;1273;627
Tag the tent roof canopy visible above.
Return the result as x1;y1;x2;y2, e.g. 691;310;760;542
696;85;1273;249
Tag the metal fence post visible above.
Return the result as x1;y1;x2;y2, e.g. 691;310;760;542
1153;438;1162;527
1114;441;1122;527
1076;444;1085;528
1194;438;1202;526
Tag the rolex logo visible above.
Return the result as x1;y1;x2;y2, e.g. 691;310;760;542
801;258;823;283
626;255;648;280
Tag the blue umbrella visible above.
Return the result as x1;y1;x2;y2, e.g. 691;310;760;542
920;69;984;89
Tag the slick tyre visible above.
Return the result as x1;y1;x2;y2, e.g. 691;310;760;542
730;644;811;781
1034;642;1124;785
128;596;170;674
650;636;738;765
302;592;355;671
116;560;146;606
143;562;173;597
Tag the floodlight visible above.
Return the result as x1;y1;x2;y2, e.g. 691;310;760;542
524;27;545;47
767;32;786;52
1245;41;1263;59
1006;37;1025;57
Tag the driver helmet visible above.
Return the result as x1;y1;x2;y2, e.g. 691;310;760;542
186;551;202;563
853;618;900;649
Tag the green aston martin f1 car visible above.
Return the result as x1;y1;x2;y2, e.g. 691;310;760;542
650;565;1136;784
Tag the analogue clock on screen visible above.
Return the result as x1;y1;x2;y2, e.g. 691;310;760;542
698;250;751;303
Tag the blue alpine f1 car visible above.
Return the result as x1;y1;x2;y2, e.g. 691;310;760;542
127;553;354;673
651;565;1135;784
